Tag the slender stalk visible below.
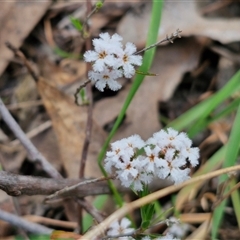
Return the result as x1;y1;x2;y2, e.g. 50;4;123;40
98;0;164;207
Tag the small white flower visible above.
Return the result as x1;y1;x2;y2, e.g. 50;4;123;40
163;128;185;150
104;139;129;173
157;233;180;240
167;217;189;238
84;33;122;72
116;158;139;181
88;67;122;92
126;134;145;149
143;146;167;173
123;135;145;157
104;157;115;174
146;129;166;148
155;148;190;184
93;32;123;52
84;49;115;73
169;167;190;184
130;158;153;191
181;147;199;167
107;138;128;157
107;217;135;239
115;42;142;78
148;128;183;150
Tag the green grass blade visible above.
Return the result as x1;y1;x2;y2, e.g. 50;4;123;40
212;103;240;238
97;0;163;206
211;97;240;122
229;179;240;227
187;97;240;138
168;70;240;131
53;46;81;59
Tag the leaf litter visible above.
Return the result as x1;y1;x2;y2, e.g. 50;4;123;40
0;0;240;239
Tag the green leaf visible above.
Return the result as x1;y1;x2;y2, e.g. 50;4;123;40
168;70;240;132
212;103;240;238
141;220;151;230
70;16;83;31
136;69;157;76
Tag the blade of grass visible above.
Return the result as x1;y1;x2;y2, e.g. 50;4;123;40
210;97;240;123
53;46;81;59
168;70;240;131
187;97;240;138
212;103;240;238
174;71;240;210
97;0;163;206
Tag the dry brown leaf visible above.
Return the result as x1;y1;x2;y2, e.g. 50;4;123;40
0;0;51;77
93;38;204;140
31;128;62;172
40;58;87;89
118;1;240;47
37;77;105;178
11;75;39;130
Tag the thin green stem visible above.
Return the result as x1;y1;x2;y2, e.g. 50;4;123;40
98;0;164;207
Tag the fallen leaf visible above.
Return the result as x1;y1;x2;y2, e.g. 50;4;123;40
0;0;51;77
118;1;240;47
31;128;62;173
37;77;105;178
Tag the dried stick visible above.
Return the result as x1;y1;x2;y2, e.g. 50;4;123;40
0;98;61;179
0;209;53;234
77;199;104;224
11;120;52;146
6;99;43;110
134;29;182;55
79;0;93;179
24;215;77;229
0;157;30;239
77;0;94;233
45;175;114;201
0;171;118;197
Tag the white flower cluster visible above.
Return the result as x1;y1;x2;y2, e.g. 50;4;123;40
107;218;180;240
84;33;142;92
104;128;199;191
166;217;189;238
107;217;135;240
